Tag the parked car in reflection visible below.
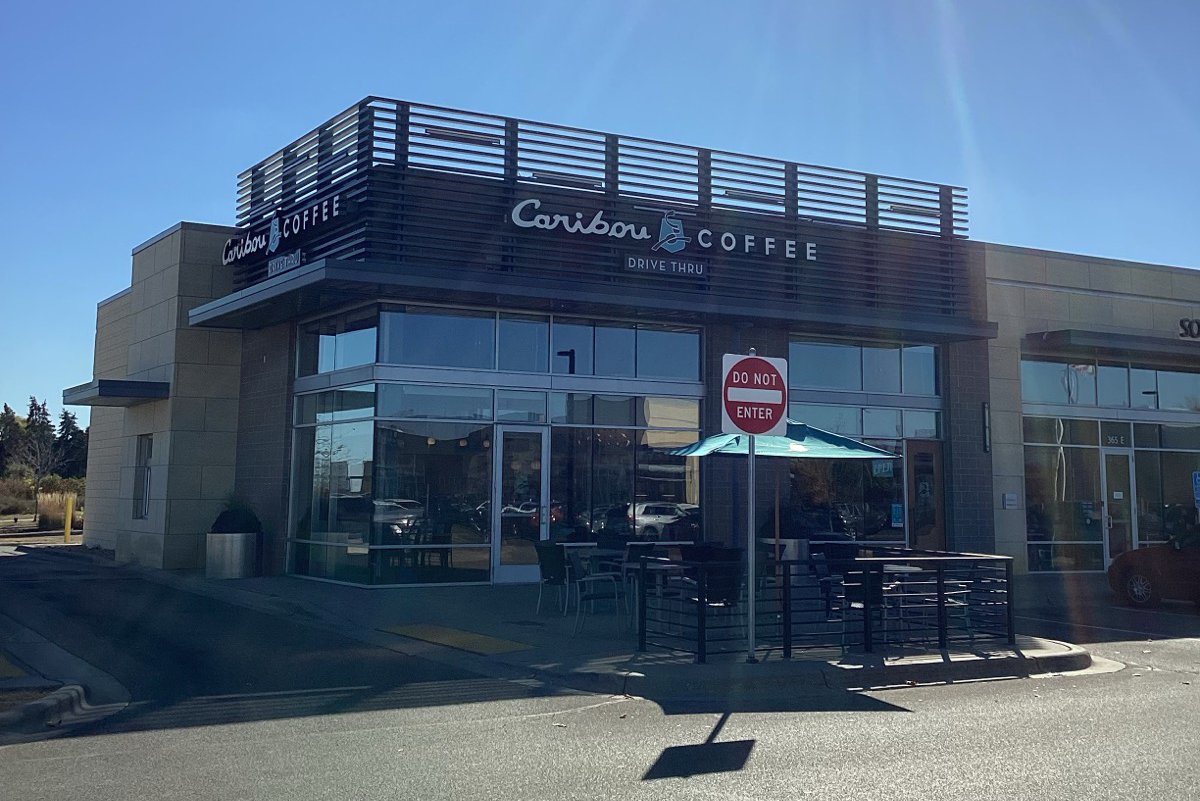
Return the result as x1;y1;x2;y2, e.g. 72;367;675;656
631;502;701;539
372;498;424;530
584;504;633;536
1107;531;1200;606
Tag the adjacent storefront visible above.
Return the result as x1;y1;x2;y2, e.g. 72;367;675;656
986;245;1200;573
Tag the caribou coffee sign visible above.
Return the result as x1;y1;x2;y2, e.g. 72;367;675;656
509;198;817;268
222;194;343;267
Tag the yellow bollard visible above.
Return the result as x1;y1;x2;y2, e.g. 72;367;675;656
64;495;76;543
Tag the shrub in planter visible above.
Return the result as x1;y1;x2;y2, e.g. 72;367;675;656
211;497;263;534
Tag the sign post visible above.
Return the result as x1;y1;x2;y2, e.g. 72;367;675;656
721;350;787;663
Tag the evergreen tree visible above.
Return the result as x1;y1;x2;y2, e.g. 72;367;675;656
15;397;64;518
55;410;88;479
0;403;21;477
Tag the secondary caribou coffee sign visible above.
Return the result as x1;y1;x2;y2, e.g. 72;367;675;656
509;198;817;278
222;194;344;268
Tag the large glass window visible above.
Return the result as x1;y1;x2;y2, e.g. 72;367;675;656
297;308;377;376
1131;369;1158;408
370;421;492;583
132;434;152;519
548;399;700;541
497;315;548;373
790;340;938;395
863;408;902;438
771;440;905;544
594;325;635;377
902;410;940;439
1023;417;1098;446
291;421;375;547
1022;359;1200;412
551;323;594;375
863;346;901;393
594;395;637;426
789;342;862;391
377;384;492;421
902;346;938;395
1025;417;1200;571
1024;445;1102;544
1097;365;1129;407
639;397;700;430
1134;452;1164;543
788;403;862;436
301;307;698;380
637;327;700;381
552;319;700;380
1020;359;1097;405
1156;370;1200;412
496;391;547;423
380;307;495;369
296;385;375;424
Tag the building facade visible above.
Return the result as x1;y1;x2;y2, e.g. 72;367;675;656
66;98;1199;582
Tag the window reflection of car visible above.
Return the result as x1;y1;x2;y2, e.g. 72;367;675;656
372;499;423;529
584;505;632;536
331;494;374;525
1107;530;1200;606
631;502;700;539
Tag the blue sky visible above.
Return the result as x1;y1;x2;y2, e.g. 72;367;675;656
1;0;1197;427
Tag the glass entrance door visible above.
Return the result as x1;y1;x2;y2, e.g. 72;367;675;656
906;440;945;551
1101;450;1136;565
493;426;549;583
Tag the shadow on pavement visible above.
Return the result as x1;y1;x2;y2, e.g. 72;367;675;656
643;712;754;780
0;553;557;739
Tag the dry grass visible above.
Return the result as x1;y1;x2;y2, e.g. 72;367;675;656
36;492;83;531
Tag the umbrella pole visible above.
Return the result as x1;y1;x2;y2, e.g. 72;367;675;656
774;463;781;562
746;434;757;663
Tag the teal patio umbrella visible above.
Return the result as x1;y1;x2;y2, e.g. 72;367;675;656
667;420;898;557
670;421;897;460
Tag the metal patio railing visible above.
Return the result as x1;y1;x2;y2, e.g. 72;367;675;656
637;547;1015;664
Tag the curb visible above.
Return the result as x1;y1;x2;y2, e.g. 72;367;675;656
526;640;1093;698
0;684;86;731
827;642;1093;690
0;685;130;743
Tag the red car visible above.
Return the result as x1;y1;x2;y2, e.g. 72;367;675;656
1107;533;1200;606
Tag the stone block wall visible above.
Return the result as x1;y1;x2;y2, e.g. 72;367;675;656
79;222;242;568
80;290;131;551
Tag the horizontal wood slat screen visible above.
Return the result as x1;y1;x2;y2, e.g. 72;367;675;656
230;98;973;320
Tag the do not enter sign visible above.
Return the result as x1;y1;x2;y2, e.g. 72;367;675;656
721;353;788;436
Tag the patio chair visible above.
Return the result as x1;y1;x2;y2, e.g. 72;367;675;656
534;543;570;615
837;566;900;651
568;548;625;635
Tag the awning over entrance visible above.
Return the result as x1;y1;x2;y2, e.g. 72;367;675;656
63;378;170;407
1026;329;1200;361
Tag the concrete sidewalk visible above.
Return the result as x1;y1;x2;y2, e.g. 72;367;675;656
127;555;1092;697
5;546;1094;718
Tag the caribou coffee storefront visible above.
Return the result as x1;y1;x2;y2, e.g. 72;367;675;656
72;97;1000;584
